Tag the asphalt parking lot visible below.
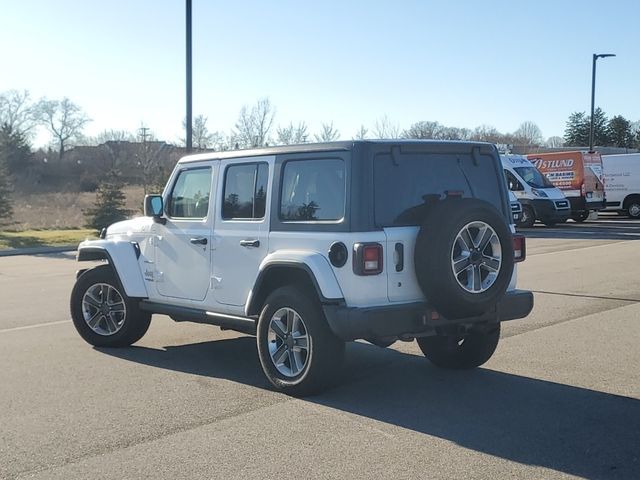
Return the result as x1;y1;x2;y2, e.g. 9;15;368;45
1;218;639;480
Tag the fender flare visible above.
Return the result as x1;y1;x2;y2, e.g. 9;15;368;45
246;251;344;316
76;239;148;298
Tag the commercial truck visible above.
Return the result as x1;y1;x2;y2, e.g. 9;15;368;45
527;151;605;222
602;153;640;219
502;155;570;227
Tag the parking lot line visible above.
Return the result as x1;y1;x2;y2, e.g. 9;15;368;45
0;319;70;334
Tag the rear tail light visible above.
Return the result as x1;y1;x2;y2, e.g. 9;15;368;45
581;184;586;196
513;234;526;263
353;243;383;275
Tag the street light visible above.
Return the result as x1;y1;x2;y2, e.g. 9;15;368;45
589;53;615;152
185;0;193;152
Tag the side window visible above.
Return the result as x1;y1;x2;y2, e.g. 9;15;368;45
222;163;269;220
167;168;212;219
280;159;345;221
504;170;524;191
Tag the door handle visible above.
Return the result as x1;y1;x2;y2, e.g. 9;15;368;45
239;239;260;248
190;237;208;245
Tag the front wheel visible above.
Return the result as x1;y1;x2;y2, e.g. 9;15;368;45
70;265;151;347
256;286;345;396
518;205;535;228
416;324;500;369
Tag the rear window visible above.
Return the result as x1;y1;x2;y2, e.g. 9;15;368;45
374;151;504;227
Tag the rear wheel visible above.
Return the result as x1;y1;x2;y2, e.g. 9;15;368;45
70;265;151;347
518;205;535;228
626;201;640;219
571;211;589;222
416;324;500;369
256;286;345;396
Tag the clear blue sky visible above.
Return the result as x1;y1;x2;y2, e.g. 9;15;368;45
2;0;638;146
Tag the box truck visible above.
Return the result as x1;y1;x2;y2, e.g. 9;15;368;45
527;151;605;222
602;153;640;219
502;155;570;227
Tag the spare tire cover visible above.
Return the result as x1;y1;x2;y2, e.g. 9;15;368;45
414;198;514;319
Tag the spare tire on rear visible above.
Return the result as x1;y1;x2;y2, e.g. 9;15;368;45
414;198;514;319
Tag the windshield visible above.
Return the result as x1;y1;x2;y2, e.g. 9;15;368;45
514;166;554;189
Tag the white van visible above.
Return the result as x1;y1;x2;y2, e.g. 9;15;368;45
602;153;640;219
501;154;571;227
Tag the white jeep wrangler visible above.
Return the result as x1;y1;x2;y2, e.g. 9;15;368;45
71;141;533;395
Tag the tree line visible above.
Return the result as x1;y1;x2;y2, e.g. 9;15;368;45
1;88;639;228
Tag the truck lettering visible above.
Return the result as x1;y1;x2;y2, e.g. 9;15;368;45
532;158;574;169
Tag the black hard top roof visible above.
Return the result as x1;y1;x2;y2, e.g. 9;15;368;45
179;139;496;163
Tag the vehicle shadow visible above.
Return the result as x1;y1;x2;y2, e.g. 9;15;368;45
100;337;639;479
518;218;640;241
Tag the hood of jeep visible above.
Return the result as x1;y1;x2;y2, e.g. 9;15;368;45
106;216;155;237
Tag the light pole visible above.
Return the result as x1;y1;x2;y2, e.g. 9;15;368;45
589;53;615;152
185;0;193;152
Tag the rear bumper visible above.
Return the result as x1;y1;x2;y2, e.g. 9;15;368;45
568;196;605;213
323;289;534;342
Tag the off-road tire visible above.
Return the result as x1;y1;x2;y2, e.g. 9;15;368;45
414;199;514;319
256;286;345;396
416;324;500;369
70;265;151;347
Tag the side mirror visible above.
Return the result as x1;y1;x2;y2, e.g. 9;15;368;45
144;195;164;218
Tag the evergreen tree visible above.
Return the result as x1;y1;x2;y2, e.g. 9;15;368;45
563;109;609;147
84;181;132;231
0;155;13;224
590;108;610;147
607;115;634;148
563;112;589;146
0;123;31;174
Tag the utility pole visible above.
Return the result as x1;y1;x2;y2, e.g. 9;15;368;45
185;0;193;152
138;126;150;144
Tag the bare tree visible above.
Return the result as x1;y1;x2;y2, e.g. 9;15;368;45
546;136;564;148
182;114;214;149
471;125;503;143
38;97;91;158
354;125;369;140
277;121;310;145
0;89;38;137
314;122;340;142
440;127;473;140
233;98;276;148
373;115;401;138
403;121;443;139
514;121;543;146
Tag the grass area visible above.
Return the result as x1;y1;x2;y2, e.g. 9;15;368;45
0;229;96;250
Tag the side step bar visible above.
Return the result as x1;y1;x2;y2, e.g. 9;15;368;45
139;301;257;336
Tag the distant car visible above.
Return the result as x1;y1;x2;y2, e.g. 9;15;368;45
70;141;533;396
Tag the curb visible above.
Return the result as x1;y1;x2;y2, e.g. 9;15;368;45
0;245;77;257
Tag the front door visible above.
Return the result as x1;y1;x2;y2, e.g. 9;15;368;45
154;163;216;302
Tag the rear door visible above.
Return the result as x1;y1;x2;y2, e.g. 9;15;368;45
212;158;272;307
